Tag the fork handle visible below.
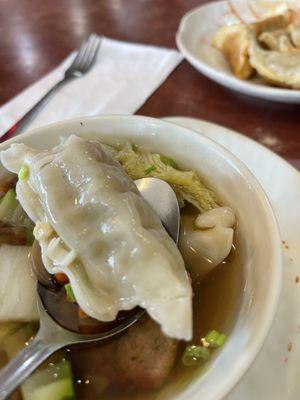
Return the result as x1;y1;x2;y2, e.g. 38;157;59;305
0;330;63;400
1;77;70;143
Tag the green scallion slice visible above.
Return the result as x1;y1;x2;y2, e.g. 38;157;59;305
65;284;76;303
205;330;227;348
144;165;156;175
18;165;29;180
182;345;210;367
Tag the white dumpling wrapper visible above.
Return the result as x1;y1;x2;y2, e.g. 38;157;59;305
180;207;235;281
1;136;192;340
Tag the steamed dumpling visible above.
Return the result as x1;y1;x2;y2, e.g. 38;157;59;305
1;136;192;340
179;207;235;282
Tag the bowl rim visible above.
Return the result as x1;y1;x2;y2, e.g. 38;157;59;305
0;114;283;399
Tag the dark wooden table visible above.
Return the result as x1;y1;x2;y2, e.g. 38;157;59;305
0;0;299;167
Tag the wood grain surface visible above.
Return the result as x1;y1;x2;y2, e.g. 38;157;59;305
0;0;299;167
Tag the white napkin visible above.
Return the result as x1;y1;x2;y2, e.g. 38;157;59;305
0;37;183;137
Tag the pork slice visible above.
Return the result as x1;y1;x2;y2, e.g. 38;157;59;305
70;315;178;397
0;225;27;246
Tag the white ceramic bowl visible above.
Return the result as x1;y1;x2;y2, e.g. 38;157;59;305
0;115;282;400
176;0;300;104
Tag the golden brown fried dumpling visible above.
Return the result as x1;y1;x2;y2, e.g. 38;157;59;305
289;24;300;48
252;13;290;35
248;33;300;89
212;25;254;79
213;9;300;89
258;29;294;52
289;9;300;26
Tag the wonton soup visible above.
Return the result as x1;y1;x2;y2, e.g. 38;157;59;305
0;136;242;400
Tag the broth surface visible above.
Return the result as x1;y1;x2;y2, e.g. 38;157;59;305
0;196;243;400
71;206;243;399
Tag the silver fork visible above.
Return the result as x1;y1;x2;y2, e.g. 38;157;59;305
1;33;101;142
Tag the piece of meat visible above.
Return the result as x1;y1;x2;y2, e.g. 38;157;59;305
0;173;17;198
0;224;27;246
70;316;178;398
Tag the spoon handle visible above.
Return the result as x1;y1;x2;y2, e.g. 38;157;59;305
0;330;62;400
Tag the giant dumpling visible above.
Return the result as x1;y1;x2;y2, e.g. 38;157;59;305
0;135;193;340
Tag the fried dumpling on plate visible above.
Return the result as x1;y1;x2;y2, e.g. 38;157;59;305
258;29;295;52
252;12;290;35
256;9;300;53
213;8;300;88
212;24;254;79
248;32;300;89
289;24;300;48
212;12;291;80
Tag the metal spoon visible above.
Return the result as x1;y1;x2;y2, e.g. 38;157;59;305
0;177;180;400
135;177;180;243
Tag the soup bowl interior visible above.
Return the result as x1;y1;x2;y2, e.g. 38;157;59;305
0;115;282;400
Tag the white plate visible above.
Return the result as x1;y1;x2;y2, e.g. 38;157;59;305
176;0;300;104
164;116;300;399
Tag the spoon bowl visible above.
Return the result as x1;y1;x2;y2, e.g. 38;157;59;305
0;177;180;400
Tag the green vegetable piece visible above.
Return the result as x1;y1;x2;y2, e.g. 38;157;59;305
160;155;178;169
18;165;29;180
21;358;75;400
216;333;227;347
65;284;76;303
30;379;74;400
182;345;210;367
0;189;18;222
144;165;156;175
205;330;227;348
115;142;219;212
131;143;138;152
205;330;219;346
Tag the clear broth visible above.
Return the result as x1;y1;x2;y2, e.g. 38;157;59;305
0;207;243;400
71;206;243;399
